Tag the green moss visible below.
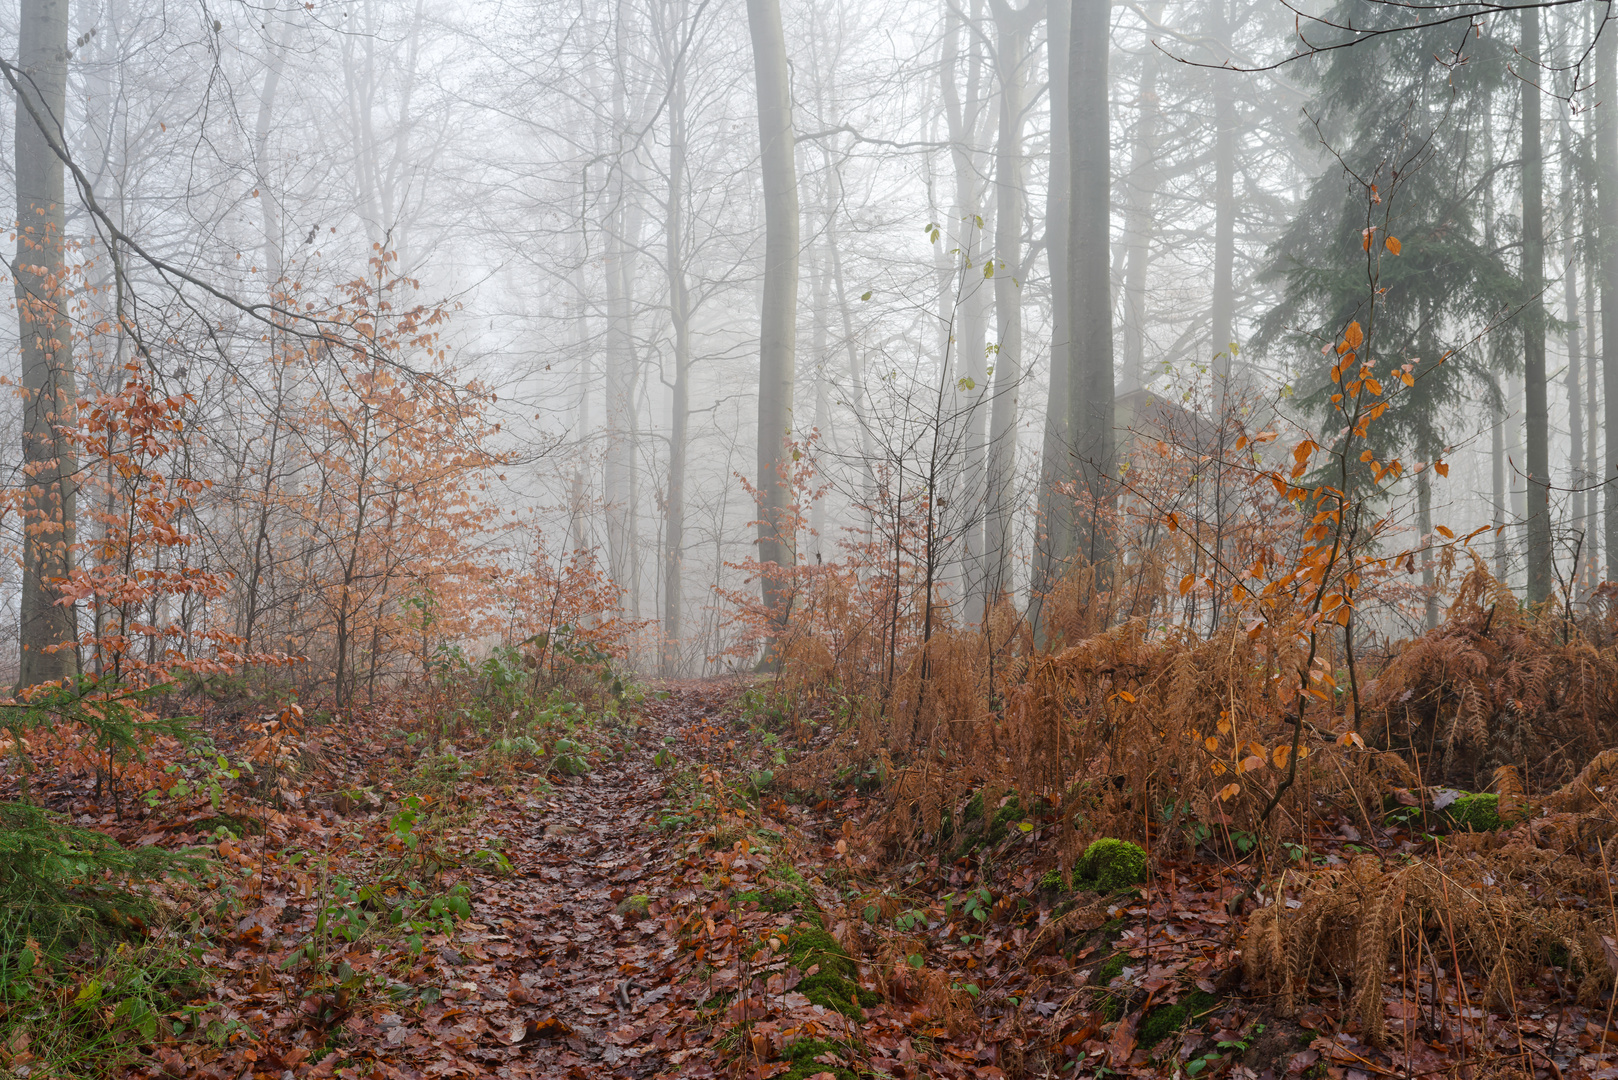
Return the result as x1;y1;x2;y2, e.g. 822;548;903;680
1138;990;1219;1048
797;971;873;1019
614;893;651;917
764;926;879;1021
1039;867;1064;892
1446;792;1503;831
785;926;856;977
191;813;264;837
1096;952;1128;985
1078;838;1148;891
963;790;985;823
780;1037;858;1080
983;797;1024;846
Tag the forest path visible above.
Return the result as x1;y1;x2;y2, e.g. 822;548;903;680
456;678;741;1079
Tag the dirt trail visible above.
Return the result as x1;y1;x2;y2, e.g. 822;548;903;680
438;680;733;1079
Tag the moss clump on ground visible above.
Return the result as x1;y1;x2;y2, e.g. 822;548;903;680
984;797;1024;846
768;925;879;1020
1445;792;1526;832
1096;951;1128;985
780;1037;858;1080
615;894;651;917
1077;838;1148;891
1039;867;1064;891
1138;990;1219;1048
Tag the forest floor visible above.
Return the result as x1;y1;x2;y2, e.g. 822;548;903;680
8;678;1618;1080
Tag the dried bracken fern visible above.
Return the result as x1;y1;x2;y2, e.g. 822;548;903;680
1243;852;1612;1045
1361;558;1618;788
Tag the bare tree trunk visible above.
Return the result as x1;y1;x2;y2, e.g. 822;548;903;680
16;0;78;687
941;0;993;615
1563;114;1586;593
1599;15;1618;582
746;0;799;633
1032;0;1070;624
1120;1;1162;391
1522;7;1551;606
1209;0;1236;411
1586;173;1601;590
984;0;1038;613
1067;0;1114;568
603;23;644;611
809;236;830;555
661;0;692;677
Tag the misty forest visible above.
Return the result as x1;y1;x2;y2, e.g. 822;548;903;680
14;0;1618;1077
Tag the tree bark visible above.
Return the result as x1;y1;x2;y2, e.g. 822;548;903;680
1209;0;1237;411
746;0;799;631
1032;0;1070;622
1067;0;1114;567
1521;7;1551;606
941;0;993;617
1599;12;1618;583
1562;114;1585;593
984;0;1038;614
1120;2;1162;391
16;0;78;687
661;0;692;677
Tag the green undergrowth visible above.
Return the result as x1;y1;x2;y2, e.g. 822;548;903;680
1444;791;1528;832
1038;838;1149;897
762;924;881;1021
1139;990;1221;1048
779;1036;859;1080
736;862;815;913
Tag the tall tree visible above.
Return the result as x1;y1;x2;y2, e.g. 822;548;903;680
15;0;78;686
1067;0;1114;567
984;0;1040;611
660;0;695;676
1209;0;1237;405
940;0;994;619
1599;8;1618;583
1521;6;1551;606
746;0;799;628
1120;2;1163;390
1031;0;1070;620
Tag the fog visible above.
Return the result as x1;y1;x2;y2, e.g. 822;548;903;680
0;0;1603;690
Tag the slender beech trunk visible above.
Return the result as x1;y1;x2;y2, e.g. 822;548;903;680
1417;304;1438;629
16;0;78;687
1032;0;1070;621
810;237;830;554
661;3;692;677
1120;3;1162;391
984;0;1037;615
1522;7;1551;605
1068;0;1114;568
1586;167;1602;589
1563;115;1585;592
604;21;643;612
1599;15;1618;582
746;0;799;630
824;161;876;515
1210;0;1236;412
941;0;993;612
